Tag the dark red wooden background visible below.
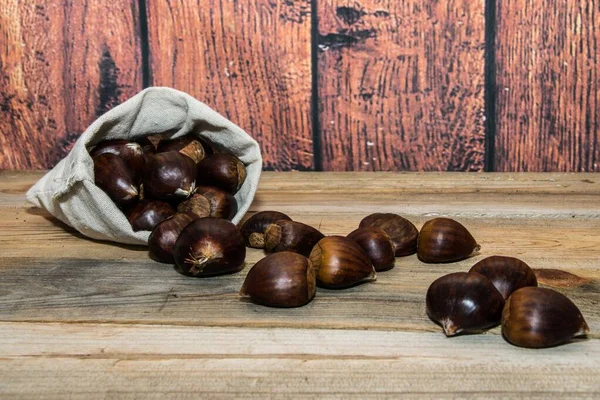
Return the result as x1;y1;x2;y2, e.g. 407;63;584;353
1;0;598;171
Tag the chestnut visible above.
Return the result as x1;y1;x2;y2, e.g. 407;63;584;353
418;218;480;263
148;213;198;263
196;154;247;194
177;193;211;219
240;252;316;308
426;272;505;336
347;227;395;271
93;153;139;208
144;151;197;200
264;220;324;257
502;287;590;348
469;256;537;300
309;236;376;289
174;217;246;277
359;213;418;256
240;211;293;248
195;186;237;220
127;199;176;232
90;139;145;181
157;135;206;164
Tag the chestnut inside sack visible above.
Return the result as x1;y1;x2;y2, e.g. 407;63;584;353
25;87;263;245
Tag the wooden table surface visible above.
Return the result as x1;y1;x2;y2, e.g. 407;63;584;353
1;171;599;399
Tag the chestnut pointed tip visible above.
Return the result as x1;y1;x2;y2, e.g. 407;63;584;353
125;142;142;153
128;185;139;196
443;320;459;337
579;321;591;336
175;186;194;198
366;271;377;282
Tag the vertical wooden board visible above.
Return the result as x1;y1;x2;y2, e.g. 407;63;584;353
146;0;314;171
0;1;143;170
495;0;600;172
317;1;486;171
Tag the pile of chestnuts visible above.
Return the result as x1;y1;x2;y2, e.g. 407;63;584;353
238;213;483;307
90;135;245;233
427;255;590;348
90;147;591;349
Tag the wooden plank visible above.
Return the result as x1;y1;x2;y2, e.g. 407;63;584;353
0;1;143;170
495;0;600;172
145;0;314;171
0;253;598;334
1;171;598;331
2;171;600;262
317;0;486;171
0;323;598;398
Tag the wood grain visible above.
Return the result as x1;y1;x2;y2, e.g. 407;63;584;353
145;0;314;171
1;171;599;397
1;171;599;336
494;0;600;172
1;322;598;398
0;0;143;170
317;0;486;171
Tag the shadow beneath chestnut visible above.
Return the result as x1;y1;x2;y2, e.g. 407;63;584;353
172;263;246;278
500;332;590;349
25;206;148;252
426;312;501;338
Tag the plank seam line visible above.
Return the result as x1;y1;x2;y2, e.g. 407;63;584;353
484;0;497;172
310;0;323;171
138;0;151;87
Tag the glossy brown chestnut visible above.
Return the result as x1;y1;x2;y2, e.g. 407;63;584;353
240;252;316;308
127;199;176;232
144;151;197;200
148;213;198;263
469;256;537;300
196;154;247;194
426;272;505;336
157;135;206;164
418;218;480;263
240;211;292;248
174;217;246;277
264;220;324;257
90;139;145;181
194;186;237;220
359;213;418;256
309;236;376;289
347;227;395;271
502;287;590;348
93;153;139;208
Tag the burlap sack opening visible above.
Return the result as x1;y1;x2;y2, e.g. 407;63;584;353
26;87;263;245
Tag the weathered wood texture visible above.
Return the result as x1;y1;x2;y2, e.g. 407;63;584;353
145;0;314;171
0;0;143;170
317;0;486;171
495;0;600;172
1;171;599;397
1;323;598;399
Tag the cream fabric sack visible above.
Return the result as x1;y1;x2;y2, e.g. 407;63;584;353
26;87;263;245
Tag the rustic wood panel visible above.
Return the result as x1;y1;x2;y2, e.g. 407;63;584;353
316;0;486;171
1;323;598;398
2;171;599;336
145;0;314;171
0;0;143;170
2;171;599;397
495;0;600;172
